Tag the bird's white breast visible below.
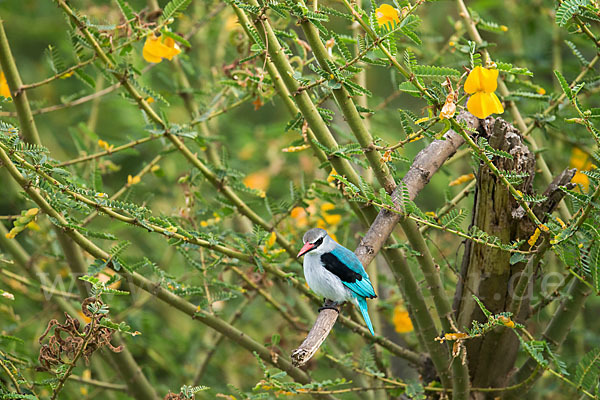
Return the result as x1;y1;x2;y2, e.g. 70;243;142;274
303;253;353;303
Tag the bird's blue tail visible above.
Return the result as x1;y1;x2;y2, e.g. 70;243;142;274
356;296;374;335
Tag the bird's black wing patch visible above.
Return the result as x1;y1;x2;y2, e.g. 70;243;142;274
320;253;363;283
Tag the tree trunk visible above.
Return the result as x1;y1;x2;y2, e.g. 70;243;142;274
453;117;574;396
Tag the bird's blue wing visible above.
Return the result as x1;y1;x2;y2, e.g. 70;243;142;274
322;246;376;299
330;245;368;277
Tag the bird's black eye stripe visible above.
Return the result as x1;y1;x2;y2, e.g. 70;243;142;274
313;237;324;247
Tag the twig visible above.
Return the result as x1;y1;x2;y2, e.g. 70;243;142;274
67;374;128;392
81;154;163;225
420;180;475;234
231;266;303;330
0;268;79;299
0;82;122;117
0;354;21;394
57;133;163;167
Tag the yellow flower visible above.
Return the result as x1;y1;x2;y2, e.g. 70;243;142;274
449;173;474;186
142;33;181;63
243;170;270;198
225;15;240;31
26;221;40;231
5;231;16;239
77;310;92;324
528;228;541;247
375;4;400;28
443;332;469;341
380;150;392;163
464;66;499;93
25;208;39;217
318;203;341;227
290;207;308;228
327;168;338;183
498;315;515;328
266;231;277;248
98;139;114;152
464;66;504;119
282;144;310;153
570;147;593;191
392;305;414;333
537;87;546;95
243;171;270;191
127;175;141;185
146;97;155;104
0;71;11;99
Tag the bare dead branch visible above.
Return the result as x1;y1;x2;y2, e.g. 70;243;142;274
355;111;480;266
291;300;340;367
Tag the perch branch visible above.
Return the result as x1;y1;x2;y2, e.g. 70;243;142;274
291;300;340;366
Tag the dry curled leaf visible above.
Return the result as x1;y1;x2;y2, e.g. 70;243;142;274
38;297;122;371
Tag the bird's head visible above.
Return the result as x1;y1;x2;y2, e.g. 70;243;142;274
297;228;335;257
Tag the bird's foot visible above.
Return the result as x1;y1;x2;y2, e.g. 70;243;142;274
318;300;340;313
318;305;339;313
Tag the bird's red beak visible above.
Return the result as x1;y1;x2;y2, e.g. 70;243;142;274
297;242;314;258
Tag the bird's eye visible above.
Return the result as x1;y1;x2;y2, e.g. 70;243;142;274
313;237;323;247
